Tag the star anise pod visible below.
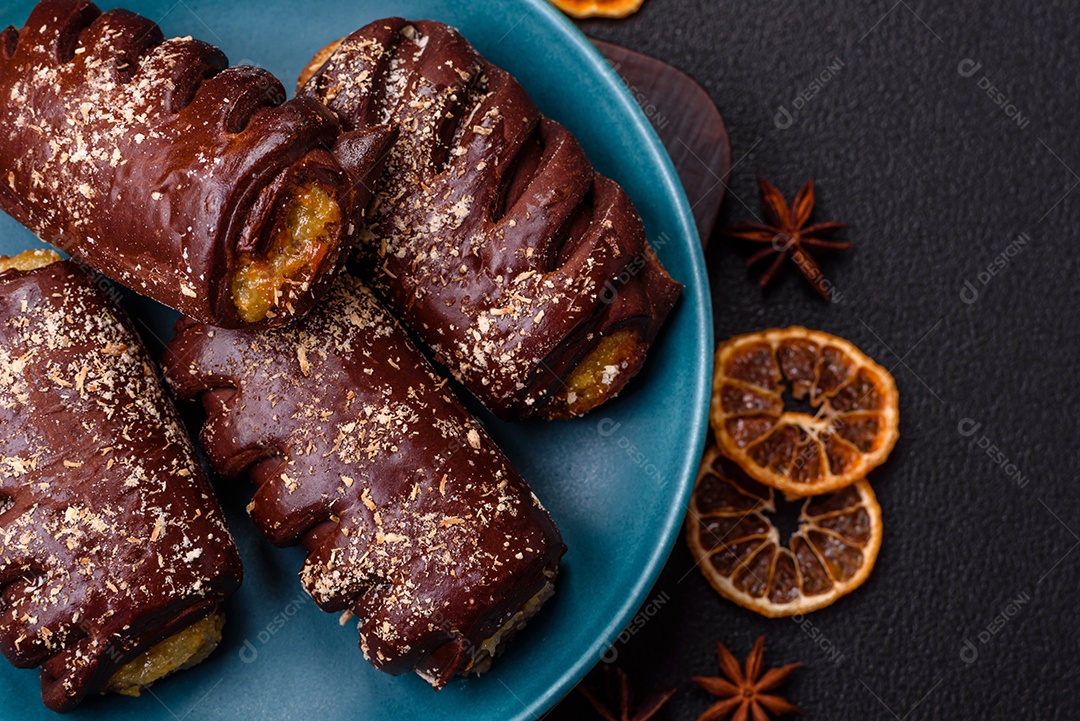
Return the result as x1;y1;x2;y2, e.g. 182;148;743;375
577;664;677;721
692;637;801;721
725;178;850;301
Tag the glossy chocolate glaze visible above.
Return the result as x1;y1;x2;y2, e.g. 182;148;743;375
164;274;565;687
298;18;682;419
0;259;242;712
0;0;391;328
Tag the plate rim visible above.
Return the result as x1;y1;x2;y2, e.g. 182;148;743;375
507;2;714;717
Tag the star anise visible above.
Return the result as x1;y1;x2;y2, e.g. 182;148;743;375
577;664;677;721
692;637;801;721
724;178;850;301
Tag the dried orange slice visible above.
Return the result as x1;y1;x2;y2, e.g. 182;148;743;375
548;0;645;19
687;446;882;617
711;327;899;497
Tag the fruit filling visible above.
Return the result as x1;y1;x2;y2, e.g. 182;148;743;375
559;329;640;415
0;249;61;273
104;612;225;697
231;183;341;323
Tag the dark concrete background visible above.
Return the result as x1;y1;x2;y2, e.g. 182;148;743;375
551;1;1079;719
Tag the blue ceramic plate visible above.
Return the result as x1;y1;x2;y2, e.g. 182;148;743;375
0;1;711;718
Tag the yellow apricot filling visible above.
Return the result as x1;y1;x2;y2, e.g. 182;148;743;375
0;249;61;273
104;612;225;697
231;183;341;323
559;329;639;415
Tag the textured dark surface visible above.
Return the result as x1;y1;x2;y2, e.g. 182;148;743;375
552;1;1079;719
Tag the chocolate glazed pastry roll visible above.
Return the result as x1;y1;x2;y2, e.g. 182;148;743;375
0;251;243;712
296;19;682;420
0;0;393;328
163;273;565;688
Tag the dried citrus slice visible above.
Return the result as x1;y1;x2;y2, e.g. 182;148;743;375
711;326;899;497
548;0;645;19
687;446;882;617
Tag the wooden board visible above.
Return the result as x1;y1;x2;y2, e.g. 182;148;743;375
593;38;730;247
